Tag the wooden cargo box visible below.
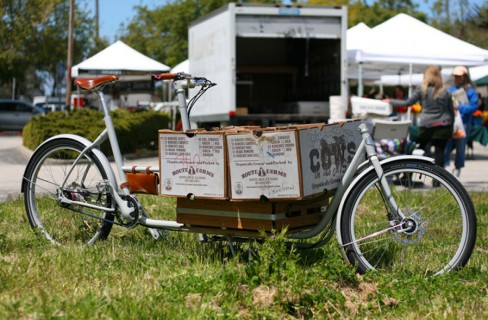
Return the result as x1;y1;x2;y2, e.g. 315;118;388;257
176;196;329;235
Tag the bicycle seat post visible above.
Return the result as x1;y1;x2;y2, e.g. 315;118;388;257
97;89;130;195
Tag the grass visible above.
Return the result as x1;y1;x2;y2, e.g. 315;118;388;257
1;193;487;319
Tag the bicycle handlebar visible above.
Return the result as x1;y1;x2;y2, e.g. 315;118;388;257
152;72;216;90
152;72;191;81
152;73;177;81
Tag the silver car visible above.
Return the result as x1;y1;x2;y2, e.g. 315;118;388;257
0;100;45;131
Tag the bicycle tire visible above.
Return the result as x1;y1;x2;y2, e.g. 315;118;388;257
340;159;476;275
23;138;114;245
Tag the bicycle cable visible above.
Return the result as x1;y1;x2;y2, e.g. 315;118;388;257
187;78;216;116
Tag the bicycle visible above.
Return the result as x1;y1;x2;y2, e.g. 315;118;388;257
22;72;477;275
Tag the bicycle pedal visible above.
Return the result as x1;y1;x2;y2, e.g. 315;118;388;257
198;233;208;243
148;228;167;240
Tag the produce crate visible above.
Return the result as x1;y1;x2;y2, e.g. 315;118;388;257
159;129;227;199
176;195;330;235
226;120;361;200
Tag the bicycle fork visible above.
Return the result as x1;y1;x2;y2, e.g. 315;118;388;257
360;124;406;223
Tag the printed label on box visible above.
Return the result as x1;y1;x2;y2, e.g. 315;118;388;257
299;121;362;196
227;131;300;199
159;132;225;198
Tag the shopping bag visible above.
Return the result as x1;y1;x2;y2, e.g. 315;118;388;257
453;111;466;139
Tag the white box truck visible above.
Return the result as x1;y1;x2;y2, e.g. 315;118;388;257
188;2;348;127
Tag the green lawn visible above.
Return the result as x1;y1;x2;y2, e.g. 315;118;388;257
1;193;487;319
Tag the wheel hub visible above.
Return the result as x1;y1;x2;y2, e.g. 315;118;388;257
391;211;425;245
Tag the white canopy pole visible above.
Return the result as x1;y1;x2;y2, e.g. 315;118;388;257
358;62;363;97
407;63;413;119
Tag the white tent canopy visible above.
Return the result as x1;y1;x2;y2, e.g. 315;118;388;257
355;13;488;66
377;64;488;87
346;22;407;82
170;59;189;74
349;14;488;96
347;22;372;61
378;68;452;86
72;40;170;77
469;64;488;81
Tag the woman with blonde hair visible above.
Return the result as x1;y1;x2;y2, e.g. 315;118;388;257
385;65;454;168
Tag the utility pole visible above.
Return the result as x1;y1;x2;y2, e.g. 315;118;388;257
95;0;99;39
65;0;74;111
445;0;451;33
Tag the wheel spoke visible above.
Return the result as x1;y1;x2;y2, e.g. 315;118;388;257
23;140;114;245
341;160;476;275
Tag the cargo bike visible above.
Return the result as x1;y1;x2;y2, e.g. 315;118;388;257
22;73;477;275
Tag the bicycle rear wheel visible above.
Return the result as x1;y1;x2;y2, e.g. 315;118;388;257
23;138;114;245
340;159;476;275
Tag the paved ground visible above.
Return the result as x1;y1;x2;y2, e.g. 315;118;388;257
1;133;487;202
0;135;31;202
0;134;159;202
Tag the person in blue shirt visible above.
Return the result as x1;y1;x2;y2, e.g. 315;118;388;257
444;66;479;177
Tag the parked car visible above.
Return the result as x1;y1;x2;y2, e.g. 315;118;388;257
0;100;45;131
34;101;67;113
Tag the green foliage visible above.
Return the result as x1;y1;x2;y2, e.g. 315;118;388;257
121;0;278;67
0;0;55;82
347;0;428;27
0;0;97;97
22;109;171;156
121;0;486;68
2;0;488;100
0;192;487;318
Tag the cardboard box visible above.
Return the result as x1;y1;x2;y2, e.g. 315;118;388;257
288;101;330;115
235;107;249;115
226;121;362;200
350;97;392;116
176;196;328;234
159;130;226;199
226;128;302;200
297;120;362;195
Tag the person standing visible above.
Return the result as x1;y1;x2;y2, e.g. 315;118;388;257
393;85;407;100
390;85;408;119
385;65;454;168
444;66;479;177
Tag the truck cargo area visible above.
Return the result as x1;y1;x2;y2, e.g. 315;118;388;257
235;37;341;126
188;3;347;128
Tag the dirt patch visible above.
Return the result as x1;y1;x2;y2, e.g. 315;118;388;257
252;285;277;307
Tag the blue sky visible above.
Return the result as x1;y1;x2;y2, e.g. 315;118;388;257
87;0;487;42
84;0;162;42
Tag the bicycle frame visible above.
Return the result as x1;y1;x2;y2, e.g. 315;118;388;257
22;72;477;275
56;75;408;240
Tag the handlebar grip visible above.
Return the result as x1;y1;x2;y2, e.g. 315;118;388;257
152;73;177;81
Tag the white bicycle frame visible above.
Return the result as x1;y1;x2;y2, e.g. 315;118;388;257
57;75;418;241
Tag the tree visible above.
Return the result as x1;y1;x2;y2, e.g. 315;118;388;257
348;0;427;27
456;2;488;49
0;0;98;99
430;0;488;49
121;0;278;68
1;1;54;84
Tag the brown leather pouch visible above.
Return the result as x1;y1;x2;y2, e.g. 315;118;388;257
124;166;159;195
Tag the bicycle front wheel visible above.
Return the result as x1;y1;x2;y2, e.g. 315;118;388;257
23;138;114;245
340;159;476;275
